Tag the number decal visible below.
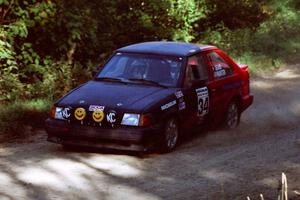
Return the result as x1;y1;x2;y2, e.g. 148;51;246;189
197;97;208;115
198;98;203;113
196;87;209;116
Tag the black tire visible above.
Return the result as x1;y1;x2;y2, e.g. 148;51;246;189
225;101;240;129
161;118;179;152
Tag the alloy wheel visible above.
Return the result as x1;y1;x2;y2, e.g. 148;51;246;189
226;102;239;129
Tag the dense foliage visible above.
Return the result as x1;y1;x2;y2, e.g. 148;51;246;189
0;0;299;102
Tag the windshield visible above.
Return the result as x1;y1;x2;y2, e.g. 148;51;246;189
96;53;183;87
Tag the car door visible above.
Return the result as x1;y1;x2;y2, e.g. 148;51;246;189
204;50;240;124
181;54;209;126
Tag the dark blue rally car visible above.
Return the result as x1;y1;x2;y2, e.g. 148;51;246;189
46;42;253;152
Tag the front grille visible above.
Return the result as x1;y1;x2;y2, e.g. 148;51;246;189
70;117;119;128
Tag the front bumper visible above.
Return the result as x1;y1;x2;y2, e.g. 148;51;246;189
45;118;163;151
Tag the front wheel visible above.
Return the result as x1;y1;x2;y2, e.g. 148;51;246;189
161;118;179;152
225;101;240;129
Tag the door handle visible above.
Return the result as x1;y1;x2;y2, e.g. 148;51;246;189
211;88;217;93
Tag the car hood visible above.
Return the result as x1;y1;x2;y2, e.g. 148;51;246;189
57;80;167;111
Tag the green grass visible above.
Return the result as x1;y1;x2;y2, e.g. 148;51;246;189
0;99;52;141
233;52;283;73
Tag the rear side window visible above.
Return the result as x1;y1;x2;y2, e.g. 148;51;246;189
184;54;208;87
207;51;233;79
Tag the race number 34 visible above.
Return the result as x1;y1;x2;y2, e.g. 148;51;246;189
196;87;209;116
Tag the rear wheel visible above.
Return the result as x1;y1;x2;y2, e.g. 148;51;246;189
161;118;179;152
225;101;240;129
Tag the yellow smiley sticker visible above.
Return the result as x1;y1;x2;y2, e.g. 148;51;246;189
92;109;104;123
74;107;86;120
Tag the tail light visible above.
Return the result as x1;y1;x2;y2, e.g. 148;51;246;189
240;67;250;96
242;79;250;96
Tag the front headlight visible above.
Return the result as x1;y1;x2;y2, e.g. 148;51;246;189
121;113;140;126
49;106;66;120
121;113;152;126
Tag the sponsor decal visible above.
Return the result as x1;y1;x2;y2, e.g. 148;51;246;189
178;101;186;111
214;69;226;78
92;109;104;123
196;87;209;116
74;107;86;120
62;107;71;119
177;96;186;111
213;64;226;78
222;81;242;90
89;105;105;112
214;64;222;71
175;91;184;99
106;111;117;123
161;100;177;111
79;100;85;104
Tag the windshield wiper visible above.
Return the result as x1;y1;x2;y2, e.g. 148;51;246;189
94;77;127;84
128;78;167;88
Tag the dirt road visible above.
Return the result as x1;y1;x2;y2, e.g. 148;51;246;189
1;66;300;200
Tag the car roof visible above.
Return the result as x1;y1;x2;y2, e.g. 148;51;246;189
116;41;217;57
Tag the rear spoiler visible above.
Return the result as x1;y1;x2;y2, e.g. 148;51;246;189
238;64;249;70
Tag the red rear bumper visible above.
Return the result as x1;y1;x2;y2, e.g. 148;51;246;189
241;94;254;112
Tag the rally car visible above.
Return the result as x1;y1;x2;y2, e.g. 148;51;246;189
45;41;253;152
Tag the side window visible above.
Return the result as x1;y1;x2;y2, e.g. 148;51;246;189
184;63;195;87
196;55;208;80
184;54;208;87
207;51;233;79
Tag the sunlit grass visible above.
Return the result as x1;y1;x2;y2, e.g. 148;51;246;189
233;52;283;73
